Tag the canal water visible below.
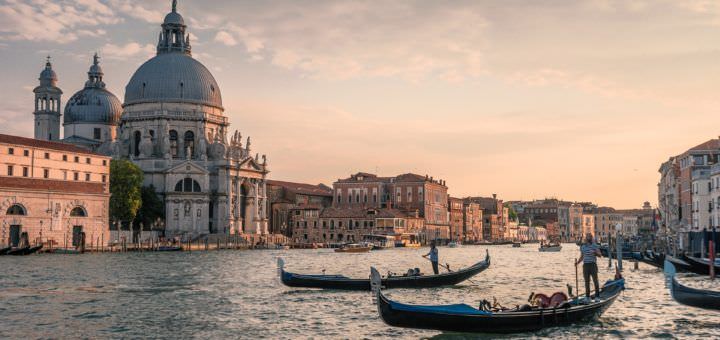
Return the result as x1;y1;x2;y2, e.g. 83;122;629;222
1;245;718;338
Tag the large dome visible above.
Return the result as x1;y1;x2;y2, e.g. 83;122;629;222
64;87;122;125
123;53;223;109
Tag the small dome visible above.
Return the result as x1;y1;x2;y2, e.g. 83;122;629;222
124;53;223;109
64;88;122;125
164;11;184;25
39;58;58;86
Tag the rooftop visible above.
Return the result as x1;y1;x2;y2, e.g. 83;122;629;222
0;134;106;156
0;176;107;194
267;179;332;197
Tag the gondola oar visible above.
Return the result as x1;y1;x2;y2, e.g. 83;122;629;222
574;258;579;303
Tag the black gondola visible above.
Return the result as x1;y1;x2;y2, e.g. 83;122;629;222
6;245;43;256
664;255;693;273
278;250;490;290
681;255;720;276
370;267;625;334
0;246;10;255
638;251;664;269
666;262;720;310
156;246;183;252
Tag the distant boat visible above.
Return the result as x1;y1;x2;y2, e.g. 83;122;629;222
512;242;522;248
681;255;720;276
0;246;10;255
156;246;183;252
334;243;372;253
448;241;460;248
539;244;562;252
6;245;43;256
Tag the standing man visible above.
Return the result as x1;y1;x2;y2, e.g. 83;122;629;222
576;233;602;299
423;241;439;274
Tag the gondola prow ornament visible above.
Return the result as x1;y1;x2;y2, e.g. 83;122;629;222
370;267;383;304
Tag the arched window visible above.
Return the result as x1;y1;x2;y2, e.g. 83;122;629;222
70;207;86;217
6;204;26;215
174;178;201;192
184;131;194;158
133;131;141;157
169;130;178;157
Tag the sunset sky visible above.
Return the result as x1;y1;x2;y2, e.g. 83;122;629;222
1;0;720;208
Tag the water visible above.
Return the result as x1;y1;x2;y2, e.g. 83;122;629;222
1;245;718;339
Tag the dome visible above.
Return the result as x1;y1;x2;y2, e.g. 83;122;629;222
164;11;184;25
64;87;122;125
124;53;223;109
39;58;58;87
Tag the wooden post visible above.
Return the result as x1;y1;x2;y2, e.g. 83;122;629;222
710;240;715;281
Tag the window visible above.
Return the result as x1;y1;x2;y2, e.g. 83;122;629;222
73;172;79;181
134;131;141;157
70;207;86;217
23;150;29;157
44;152;50;159
63;171;67;180
102;175;106;183
85;173;90;181
102;160;107;166
8;147;13;155
6;204;25;215
86;158;91;164
7;165;13;176
174;178;202;192
62;155;67;161
169;130;178;157
74;156;79;163
94;128;101;140
22;167;28;177
43;169;49;178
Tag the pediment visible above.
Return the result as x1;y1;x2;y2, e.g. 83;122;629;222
238;157;264;172
165;160;209;175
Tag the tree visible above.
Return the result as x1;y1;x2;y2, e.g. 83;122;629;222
135;185;165;231
109;160;143;230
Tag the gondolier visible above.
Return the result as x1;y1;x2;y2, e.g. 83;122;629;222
576;233;602;299
423;241;439;274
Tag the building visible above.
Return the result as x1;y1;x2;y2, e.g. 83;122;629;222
267;180;333;236
448;197;464;241
0;134;110;248
691;169;712;232
594;207;623;242
28;2;272;238
332;172;450;241
466;195;504;241
462;201;483;242
582;213;595;237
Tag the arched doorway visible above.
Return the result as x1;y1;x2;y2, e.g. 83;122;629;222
6;204;26;247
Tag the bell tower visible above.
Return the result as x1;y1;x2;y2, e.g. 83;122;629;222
33;56;63;141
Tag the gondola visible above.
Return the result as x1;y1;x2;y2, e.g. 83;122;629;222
539;244;562;252
599;246;641;260
666;261;720;310
278;250;490;290
156;245;183;252
681;255;720;276
6;245;43;256
638;251;664;269
371;267;625;333
0;246;10;255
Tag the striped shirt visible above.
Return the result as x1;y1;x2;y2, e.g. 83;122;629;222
427;247;438;262
581;243;598;264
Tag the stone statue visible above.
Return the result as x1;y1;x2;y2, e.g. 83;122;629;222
162;121;171;159
262;154;267;165
139;127;153;158
197;126;208;161
185;145;192;160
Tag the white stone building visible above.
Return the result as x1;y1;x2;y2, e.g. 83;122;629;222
691;168;712;232
30;1;270;238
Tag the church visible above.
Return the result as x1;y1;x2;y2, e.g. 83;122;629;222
30;1;270;238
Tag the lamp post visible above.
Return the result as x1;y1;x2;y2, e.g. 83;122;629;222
615;223;623;271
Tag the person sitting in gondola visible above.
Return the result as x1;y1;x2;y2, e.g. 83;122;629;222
423;241;439;274
576;233;602;299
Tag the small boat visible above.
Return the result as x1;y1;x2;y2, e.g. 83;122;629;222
157;246;183;252
278;250;490;290
512;242;522;248
448;241;460;248
666;261;720;310
371;267;625;333
665;255;694;273
0;246;10;255
45;248;82;254
539;244;562;252
599;244;641;260
334;243;372;253
681;255;720;276
6;245;43;256
638;250;664;269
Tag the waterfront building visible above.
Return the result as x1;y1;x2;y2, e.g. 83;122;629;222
517;224;529;242
466;195;504;241
528;226;547;242
461;201;483;242
582;213;595;237
332;172;450;241
26;2;272;238
658;157;680;242
594;207;623;242
691;169;712;232
0;134;110;248
710;163;720;231
267;180;332;236
448;197;464;241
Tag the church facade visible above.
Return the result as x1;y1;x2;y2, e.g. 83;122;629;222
30;1;269;238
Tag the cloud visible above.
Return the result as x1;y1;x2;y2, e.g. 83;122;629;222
0;0;121;43
214;31;237;46
101;42;155;60
107;0;165;23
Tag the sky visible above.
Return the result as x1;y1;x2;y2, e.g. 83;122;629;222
1;0;720;209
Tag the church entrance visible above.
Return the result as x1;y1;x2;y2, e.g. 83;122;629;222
72;226;83;247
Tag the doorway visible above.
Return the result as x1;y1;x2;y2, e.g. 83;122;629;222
10;225;21;247
72;226;83;247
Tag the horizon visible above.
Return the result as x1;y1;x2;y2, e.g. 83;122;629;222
2;0;719;209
